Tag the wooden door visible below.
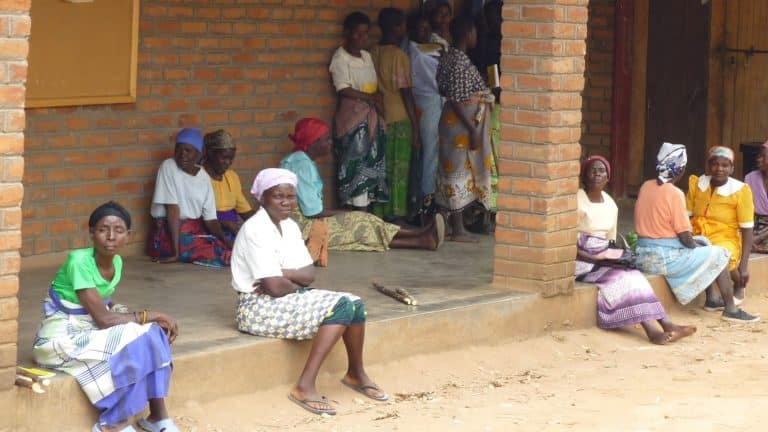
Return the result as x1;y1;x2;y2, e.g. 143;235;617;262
722;0;768;178
643;0;711;185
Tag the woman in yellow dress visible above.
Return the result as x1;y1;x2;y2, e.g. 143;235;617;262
686;146;755;307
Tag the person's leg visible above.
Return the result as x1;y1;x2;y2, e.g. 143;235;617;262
147;398;169;422
290;323;346;410
657;318;697;341
716;268;739;313
388;218;441;250
448;210;477;242
639;321;672;345
731;269;745;300
340;301;386;400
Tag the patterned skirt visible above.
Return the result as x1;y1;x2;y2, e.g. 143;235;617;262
293;210;400;252
33;295;172;426
147;217;231;267
435;100;493;212
636;236;730;305
333;116;389;207
576;233;667;328
236;289;361;340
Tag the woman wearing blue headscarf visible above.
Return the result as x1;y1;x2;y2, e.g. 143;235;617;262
147;128;234;267
633;143;758;323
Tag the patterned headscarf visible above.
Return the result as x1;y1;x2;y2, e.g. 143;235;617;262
580;155;611;182
250;168;298;202
706;146;734;163
656;142;687;184
204;129;235;151
289;118;330;153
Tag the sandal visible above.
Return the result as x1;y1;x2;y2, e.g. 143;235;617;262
93;424;136;432
340;379;389;402
137;418;180;432
287;393;337;416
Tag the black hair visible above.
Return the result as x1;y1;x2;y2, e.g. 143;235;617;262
89;201;131;230
485;0;504;16
343;11;371;32
378;7;405;36
407;10;429;36
430;1;452;19
449;15;476;43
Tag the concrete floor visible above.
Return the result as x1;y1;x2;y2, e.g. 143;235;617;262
17;236;506;362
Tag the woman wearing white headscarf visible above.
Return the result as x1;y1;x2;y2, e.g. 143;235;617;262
633;143;758;322
230;168;388;417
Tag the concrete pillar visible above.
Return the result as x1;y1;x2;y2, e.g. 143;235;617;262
0;0;29;427
493;0;587;297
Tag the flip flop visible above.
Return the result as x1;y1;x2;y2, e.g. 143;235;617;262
137;418;179;432
340;379;389;402
287;393;337;416
434;213;446;249
93;424;136;432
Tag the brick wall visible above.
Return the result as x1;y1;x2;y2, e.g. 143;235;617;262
0;0;28;413
494;0;587;297
22;0;414;257
580;0;614;159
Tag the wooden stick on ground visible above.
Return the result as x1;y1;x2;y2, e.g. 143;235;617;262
372;281;418;306
15;375;45;394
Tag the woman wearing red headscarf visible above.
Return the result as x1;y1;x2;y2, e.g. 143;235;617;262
576;155;697;344
280;118;443;263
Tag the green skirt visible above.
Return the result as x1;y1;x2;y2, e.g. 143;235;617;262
373;120;412;218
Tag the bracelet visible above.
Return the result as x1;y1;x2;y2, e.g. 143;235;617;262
141;309;148;325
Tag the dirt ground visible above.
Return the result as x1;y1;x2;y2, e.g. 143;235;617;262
168;294;768;432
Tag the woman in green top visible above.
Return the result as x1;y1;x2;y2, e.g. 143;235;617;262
33;202;180;432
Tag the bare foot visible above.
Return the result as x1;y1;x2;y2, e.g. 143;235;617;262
649;331;672;345
666;325;697;343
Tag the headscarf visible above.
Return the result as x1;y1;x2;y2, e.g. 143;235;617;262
251;168;298;202
580;155;611;182
204;129;235;151
176;128;204;152
706;146;734;163
656;142;687;184
289;118;330;153
88;201;132;230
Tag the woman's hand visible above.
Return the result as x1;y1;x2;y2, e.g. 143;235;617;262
738;264;750;288
152;311;179;344
221;220;241;235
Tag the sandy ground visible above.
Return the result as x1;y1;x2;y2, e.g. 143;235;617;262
167;294;768;432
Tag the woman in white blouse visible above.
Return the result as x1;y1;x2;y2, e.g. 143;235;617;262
231;168;388;416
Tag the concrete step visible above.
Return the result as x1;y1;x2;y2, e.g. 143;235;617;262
11;253;768;431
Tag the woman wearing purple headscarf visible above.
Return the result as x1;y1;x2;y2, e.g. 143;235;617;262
745;141;768;254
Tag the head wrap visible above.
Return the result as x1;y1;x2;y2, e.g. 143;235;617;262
204;129;235;151
707;146;734;163
251;168;298;202
289;118;330;153
580;155;611;182
176;128;204;153
656;142;687;184
89;201;132;230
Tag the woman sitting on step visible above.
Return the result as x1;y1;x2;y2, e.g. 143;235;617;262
33;202;179;432
147;128;233;267
687;146;755;307
576;156;696;345
202;129;255;238
280;118;444;266
230;168;389;416
634;143;758;323
745;140;768;254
